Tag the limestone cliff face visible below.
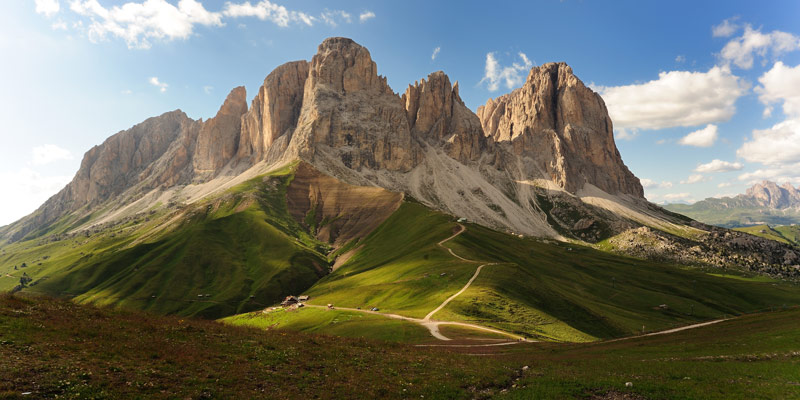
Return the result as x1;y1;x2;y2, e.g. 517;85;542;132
403;71;486;163
289;37;417;172
477;62;643;197
193;86;247;176
237;61;308;163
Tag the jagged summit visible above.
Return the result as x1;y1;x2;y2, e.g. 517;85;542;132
2;37;647;243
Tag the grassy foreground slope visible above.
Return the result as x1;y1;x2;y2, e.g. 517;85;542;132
3;294;800;399
0;165;329;319
256;202;800;342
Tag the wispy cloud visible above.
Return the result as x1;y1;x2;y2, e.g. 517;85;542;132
695;159;743;173
31;144;73;166
719;24;800;69
480;52;532;92
149;76;168;93
431;46;440;61
712;17;740;38
359;10;375;23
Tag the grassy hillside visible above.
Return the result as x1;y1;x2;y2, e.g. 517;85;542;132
665;201;800;228
735;224;800;247
0;164;330;319
3;294;800;399
261;202;800;342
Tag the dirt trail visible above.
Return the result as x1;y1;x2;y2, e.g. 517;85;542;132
605;319;729;343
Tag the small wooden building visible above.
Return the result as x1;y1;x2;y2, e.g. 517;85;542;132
281;296;299;306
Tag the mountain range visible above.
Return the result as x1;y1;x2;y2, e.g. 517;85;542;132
665;181;800;227
2;37;799;322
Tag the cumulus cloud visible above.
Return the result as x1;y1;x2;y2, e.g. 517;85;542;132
597;66;748;131
35;0;60;17
70;0;224;49
720;25;800;69
149;76;168;92
738;163;800;184
712;17;740;38
31;144;73;166
756;61;800;118
431;46;440;61
717;182;732;188
695;159;743;173
0;168;73;226
738;62;800;167
679;124;719;147
480;52;532;92
54;1;358;48
681;174;711;184
359;10;374;23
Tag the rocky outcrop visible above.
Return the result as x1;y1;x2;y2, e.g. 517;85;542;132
5;111;200;241
193;87;247;176
746;181;800;209
289;37;417;172
237;61;309;163
477;62;643;197
403;71;486;163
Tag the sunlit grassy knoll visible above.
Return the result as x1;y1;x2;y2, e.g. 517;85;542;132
303;202;478;318
221;306;431;343
498;307;800;399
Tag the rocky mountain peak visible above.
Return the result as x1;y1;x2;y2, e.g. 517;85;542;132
308;37;391;95
745;180;800;209
193;86;247;175
477;61;643;197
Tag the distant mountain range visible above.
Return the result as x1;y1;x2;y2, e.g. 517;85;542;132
665;181;800;227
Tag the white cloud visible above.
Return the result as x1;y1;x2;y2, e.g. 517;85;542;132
738;62;800;167
480;52;532;92
359;10;374;23
52;19;68;30
149;76;168;92
712;17;740;38
35;0;60;17
203;85;213;94
717;182;732;188
681;174;711;184
738;164;800;184
679;124;719;147
597;66;748;131
720;25;800;69
695;159;743;173
70;0;224;49
121;89;132;95
756;61;800;118
738;119;800;166
614;128;638;141
319;9;351;27
31;144;74;166
431;46;441;61
640;179;673;189
0;168;73;226
224;1;312;26
675;55;686;63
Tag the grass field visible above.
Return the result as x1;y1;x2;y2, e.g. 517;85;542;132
0;164;331;319
735;224;800;247
259;203;800;343
222;306;432;343
3;294;799;399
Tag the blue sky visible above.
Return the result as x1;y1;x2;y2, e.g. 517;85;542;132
2;0;800;225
